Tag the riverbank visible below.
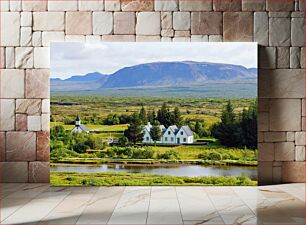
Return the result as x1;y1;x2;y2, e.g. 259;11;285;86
50;172;257;186
51;158;257;167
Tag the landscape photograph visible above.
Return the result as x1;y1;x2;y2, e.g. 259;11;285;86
50;42;258;186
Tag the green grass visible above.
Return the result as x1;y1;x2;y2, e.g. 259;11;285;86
151;145;257;161
50;171;257;186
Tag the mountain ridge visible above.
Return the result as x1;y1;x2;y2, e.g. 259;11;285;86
51;61;257;92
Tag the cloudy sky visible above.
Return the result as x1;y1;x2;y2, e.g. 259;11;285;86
50;42;257;79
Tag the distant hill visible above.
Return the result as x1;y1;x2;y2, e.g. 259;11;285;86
51;72;108;92
65;72;107;82
102;61;257;88
51;61;257;93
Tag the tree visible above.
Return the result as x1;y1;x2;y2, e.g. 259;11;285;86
148;110;157;124
236;101;257;149
194;121;204;137
118;136;129;147
150;122;162;145
212;101;238;147
139;106;148;124
172;107;182;126
157;103;172;127
124;113;144;144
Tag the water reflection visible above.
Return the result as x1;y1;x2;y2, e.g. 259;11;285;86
51;164;257;180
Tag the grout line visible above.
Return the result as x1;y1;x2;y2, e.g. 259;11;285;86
106;186;126;225
174;186;185;225
145;186;152;225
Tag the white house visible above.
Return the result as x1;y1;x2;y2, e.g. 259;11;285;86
71;115;90;133
142;122;194;144
143;122;166;144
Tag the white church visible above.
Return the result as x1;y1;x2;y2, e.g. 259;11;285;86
143;122;194;144
71;115;90;133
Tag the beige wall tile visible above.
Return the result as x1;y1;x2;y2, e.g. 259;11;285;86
33;12;65;31
121;0;154;11
179;0;212;11
66;12;92;35
114;12;136;35
223;12;253;41
16;99;41;115
269;99;301;132
37;131;50;161
22;0;47;11
25;69;50;99
1;12;20;46
0;162;28;182
0;69;24;98
0;99;15;131
191;12;222;35
16;114;27;131
6;132;36;161
259;69;304;98
48;0;78;11
136;12;160;35
155;0;178;11
27;115;41;131
282;162;305;183
93;12;113;35
29;161;50;182
275;142;295;161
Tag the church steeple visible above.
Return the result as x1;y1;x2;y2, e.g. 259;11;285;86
75;115;81;126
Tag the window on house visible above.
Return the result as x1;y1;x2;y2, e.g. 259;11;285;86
181;131;183;135
183;138;187;142
146;137;149;141
165;137;168;141
171;137;174;142
168;131;171;135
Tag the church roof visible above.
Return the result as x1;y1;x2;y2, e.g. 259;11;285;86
72;124;90;133
76;115;80;121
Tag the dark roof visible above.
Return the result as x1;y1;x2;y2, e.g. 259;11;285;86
181;126;193;136
76;115;80;121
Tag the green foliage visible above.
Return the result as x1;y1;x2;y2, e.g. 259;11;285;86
150;122;162;144
139;106;148;124
211;101;257;149
50;148;80;162
198;148;257;161
106;147;154;159
50;125;107;158
118;136;128;147
158;150;180;160
104;114;120;125
124;113;144;144
51;172;257;186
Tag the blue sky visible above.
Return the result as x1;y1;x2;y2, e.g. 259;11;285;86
51;42;257;79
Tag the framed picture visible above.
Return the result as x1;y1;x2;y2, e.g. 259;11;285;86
50;42;258;186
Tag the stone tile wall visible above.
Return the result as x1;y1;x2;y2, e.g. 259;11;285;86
0;0;305;184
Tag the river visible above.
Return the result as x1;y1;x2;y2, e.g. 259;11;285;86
51;164;257;180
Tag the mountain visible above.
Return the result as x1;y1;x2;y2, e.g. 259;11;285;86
51;72;108;92
65;72;107;82
51;61;257;93
102;61;257;88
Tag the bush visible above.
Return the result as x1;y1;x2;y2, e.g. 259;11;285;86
118;136;128;147
158;150;180;160
106;147;154;159
50;148;79;161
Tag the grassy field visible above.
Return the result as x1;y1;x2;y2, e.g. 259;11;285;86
51;172;257;186
51;96;255;132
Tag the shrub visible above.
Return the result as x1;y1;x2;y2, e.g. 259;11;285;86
158;150;180;160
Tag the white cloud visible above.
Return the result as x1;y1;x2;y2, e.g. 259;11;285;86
50;42;257;79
